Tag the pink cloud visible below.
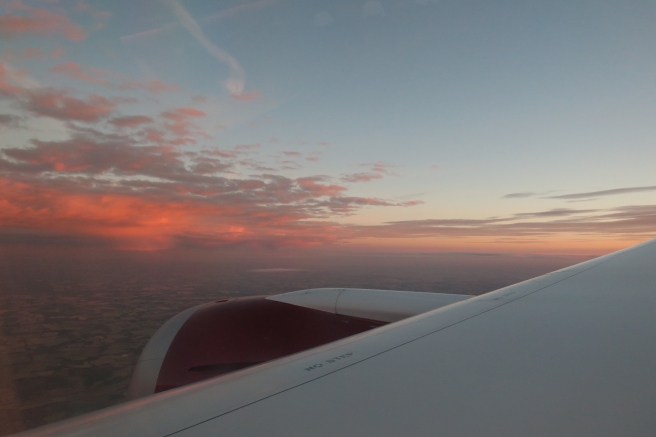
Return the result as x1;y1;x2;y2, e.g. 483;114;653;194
0;130;425;250
0;62;23;96
51;62;111;86
202;144;260;159
0;1;86;41
371;160;398;175
110;115;154;128
23;90;116;122
162;108;207;122
142;129;165;143
160;107;208;144
1;135;180;174
0;52;434;251
2;63;118;122
297;177;346;197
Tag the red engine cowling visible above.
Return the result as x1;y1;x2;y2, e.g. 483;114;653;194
129;296;387;398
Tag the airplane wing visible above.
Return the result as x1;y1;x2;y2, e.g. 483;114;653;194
13;238;656;436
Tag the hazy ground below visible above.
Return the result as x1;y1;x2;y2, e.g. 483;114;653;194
0;246;591;435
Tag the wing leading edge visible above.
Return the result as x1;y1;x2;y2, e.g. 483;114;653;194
14;238;656;437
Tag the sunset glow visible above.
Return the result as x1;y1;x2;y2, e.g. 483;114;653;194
1;0;655;255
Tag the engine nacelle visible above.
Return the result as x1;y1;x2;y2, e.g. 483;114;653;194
129;289;470;399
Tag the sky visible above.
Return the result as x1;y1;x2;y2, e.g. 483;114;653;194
1;0;655;255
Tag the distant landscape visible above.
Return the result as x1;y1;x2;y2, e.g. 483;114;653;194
0;247;590;435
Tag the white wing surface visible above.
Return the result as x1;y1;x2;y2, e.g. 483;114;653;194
15;238;656;437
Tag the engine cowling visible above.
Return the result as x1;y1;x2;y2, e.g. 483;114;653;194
129;288;470;399
128;295;386;399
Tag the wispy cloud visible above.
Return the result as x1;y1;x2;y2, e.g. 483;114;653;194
504;186;656;200
370;161;399;176
546;185;656;200
341;161;399;183
511;208;599;218
348;206;656;241
503;191;541;199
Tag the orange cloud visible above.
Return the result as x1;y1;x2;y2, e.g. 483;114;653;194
0;176;217;250
0;176;353;251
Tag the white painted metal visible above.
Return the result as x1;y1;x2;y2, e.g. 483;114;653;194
12;238;656;437
267;288;471;322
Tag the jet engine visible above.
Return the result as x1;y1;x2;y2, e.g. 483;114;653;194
128;288;470;399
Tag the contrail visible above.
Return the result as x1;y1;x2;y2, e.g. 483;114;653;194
164;0;245;96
